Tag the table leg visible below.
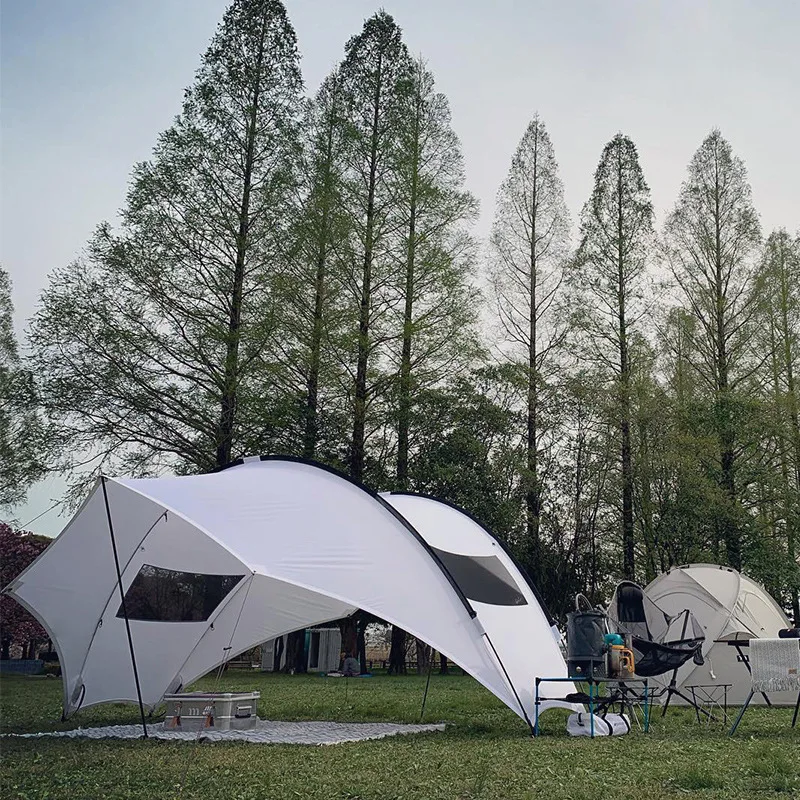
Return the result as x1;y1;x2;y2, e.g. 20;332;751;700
730;688;754;736
723;685;728;725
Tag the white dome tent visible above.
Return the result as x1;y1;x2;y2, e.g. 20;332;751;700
4;457;575;730
645;563;796;706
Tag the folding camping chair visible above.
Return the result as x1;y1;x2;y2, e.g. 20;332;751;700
608;581;707;718
729;637;800;735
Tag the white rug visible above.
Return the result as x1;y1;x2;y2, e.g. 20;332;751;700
4;719;446;745
751;638;800;693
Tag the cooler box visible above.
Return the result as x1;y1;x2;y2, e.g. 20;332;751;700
163;691;260;731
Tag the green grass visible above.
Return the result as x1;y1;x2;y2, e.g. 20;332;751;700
1;671;797;799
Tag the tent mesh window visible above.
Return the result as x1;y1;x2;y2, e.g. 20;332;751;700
117;564;245;622
430;548;527;606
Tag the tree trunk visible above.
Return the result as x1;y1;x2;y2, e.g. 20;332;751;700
415;638;430;675
777;240;800;623
617;145;635;579
356;615;368;674
303;77;339;460
339;616;358;665
388;625;407;675
526;124;541;582
396;89;420;491
215;14;269;469
350;54;383;482
713;165;740;570
637;418;658;583
439;652;448;675
303;238;327;460
283;630;307;674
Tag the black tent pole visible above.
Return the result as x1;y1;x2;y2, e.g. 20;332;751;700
483;633;535;736
101;476;148;738
419;648;434;722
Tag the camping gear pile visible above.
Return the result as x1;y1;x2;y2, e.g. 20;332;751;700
565;597;637;681
561;597;640;736
562;567;799;734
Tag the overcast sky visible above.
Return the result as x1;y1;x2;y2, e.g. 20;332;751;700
2;0;799;533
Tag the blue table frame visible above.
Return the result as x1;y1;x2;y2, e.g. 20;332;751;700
534;676;650;737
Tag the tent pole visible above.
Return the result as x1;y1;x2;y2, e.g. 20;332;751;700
101;476;148;739
419;647;434;722
483;633;535;736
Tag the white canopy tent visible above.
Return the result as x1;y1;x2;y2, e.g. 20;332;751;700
645;563;796;705
5;457;574;725
383;493;574;723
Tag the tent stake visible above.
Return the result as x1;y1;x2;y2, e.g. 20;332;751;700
101;476;148;739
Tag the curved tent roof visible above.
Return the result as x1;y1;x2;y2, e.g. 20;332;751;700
382;493;575;720
645;563;795;705
5;458;573;723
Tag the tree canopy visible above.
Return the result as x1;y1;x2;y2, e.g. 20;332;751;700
12;1;799;622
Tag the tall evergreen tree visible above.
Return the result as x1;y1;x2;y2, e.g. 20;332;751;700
393;57;479;491
277;70;351;462
489;113;570;579
651;308;721;568
337;11;410;482
663;129;761;570
29;0;303;482
574;133;655;579
758;229;800;620
383;57;478;673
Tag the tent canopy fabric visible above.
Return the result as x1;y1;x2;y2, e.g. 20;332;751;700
5;457;574;723
382;492;574;721
645;564;796;706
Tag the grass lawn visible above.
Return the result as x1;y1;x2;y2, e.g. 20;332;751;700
1;670;797;799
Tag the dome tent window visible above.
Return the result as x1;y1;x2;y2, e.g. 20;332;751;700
116;564;245;622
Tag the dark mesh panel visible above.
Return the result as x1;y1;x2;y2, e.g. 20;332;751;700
118;564;245;622
431;549;527;606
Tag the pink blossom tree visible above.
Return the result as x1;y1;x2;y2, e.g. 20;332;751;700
0;522;50;659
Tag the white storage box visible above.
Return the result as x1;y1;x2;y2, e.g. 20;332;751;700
163;691;260;731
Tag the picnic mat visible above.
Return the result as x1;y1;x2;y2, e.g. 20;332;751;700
3;719;445;745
